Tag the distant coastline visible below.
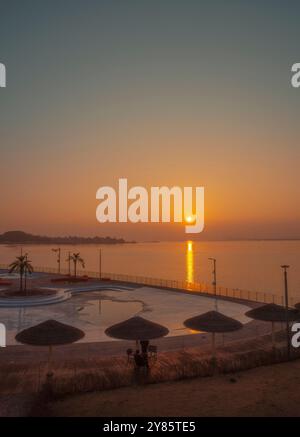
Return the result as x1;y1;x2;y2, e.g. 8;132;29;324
0;232;298;246
0;231;135;245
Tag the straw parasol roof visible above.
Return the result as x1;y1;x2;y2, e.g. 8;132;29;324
184;311;243;333
105;316;169;341
245;303;300;323
15;319;85;346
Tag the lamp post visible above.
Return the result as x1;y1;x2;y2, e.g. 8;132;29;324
52;248;61;274
208;257;218;311
281;265;291;360
99;248;102;280
67;251;71;276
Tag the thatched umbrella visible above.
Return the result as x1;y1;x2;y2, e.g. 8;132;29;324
15;319;85;375
184;311;243;358
245;303;300;348
105;316;169;350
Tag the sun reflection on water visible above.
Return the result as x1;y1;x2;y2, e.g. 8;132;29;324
186;240;194;285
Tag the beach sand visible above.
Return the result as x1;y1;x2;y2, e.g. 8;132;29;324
47;358;300;417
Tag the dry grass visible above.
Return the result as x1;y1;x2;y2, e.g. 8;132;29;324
0;330;297;399
47;359;300;417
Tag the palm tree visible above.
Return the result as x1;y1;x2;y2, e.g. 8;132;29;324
66;253;85;277
9;254;33;294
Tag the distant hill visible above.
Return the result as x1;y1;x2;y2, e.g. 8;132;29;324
0;231;134;245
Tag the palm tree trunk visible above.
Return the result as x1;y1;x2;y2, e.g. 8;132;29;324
74;260;77;278
20;272;23;293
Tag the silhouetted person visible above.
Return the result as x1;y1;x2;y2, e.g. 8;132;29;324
134;349;149;370
134;350;144;367
140;340;149;354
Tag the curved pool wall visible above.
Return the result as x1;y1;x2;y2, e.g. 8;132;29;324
0;284;135;308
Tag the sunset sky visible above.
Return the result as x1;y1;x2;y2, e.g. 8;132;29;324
0;1;299;241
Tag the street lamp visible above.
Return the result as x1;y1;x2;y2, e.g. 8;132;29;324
281;265;291;360
52;248;61;274
208;257;218;311
99;248;102;280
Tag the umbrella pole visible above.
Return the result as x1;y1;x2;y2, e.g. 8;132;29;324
271;321;275;349
212;332;216;359
47;345;53;377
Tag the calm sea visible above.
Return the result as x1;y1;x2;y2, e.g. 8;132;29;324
0;241;299;300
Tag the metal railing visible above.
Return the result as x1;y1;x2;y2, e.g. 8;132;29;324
0;263;293;306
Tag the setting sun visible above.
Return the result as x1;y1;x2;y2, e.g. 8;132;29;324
185;215;195;224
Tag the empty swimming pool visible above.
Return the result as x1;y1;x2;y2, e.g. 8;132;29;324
0;287;252;345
